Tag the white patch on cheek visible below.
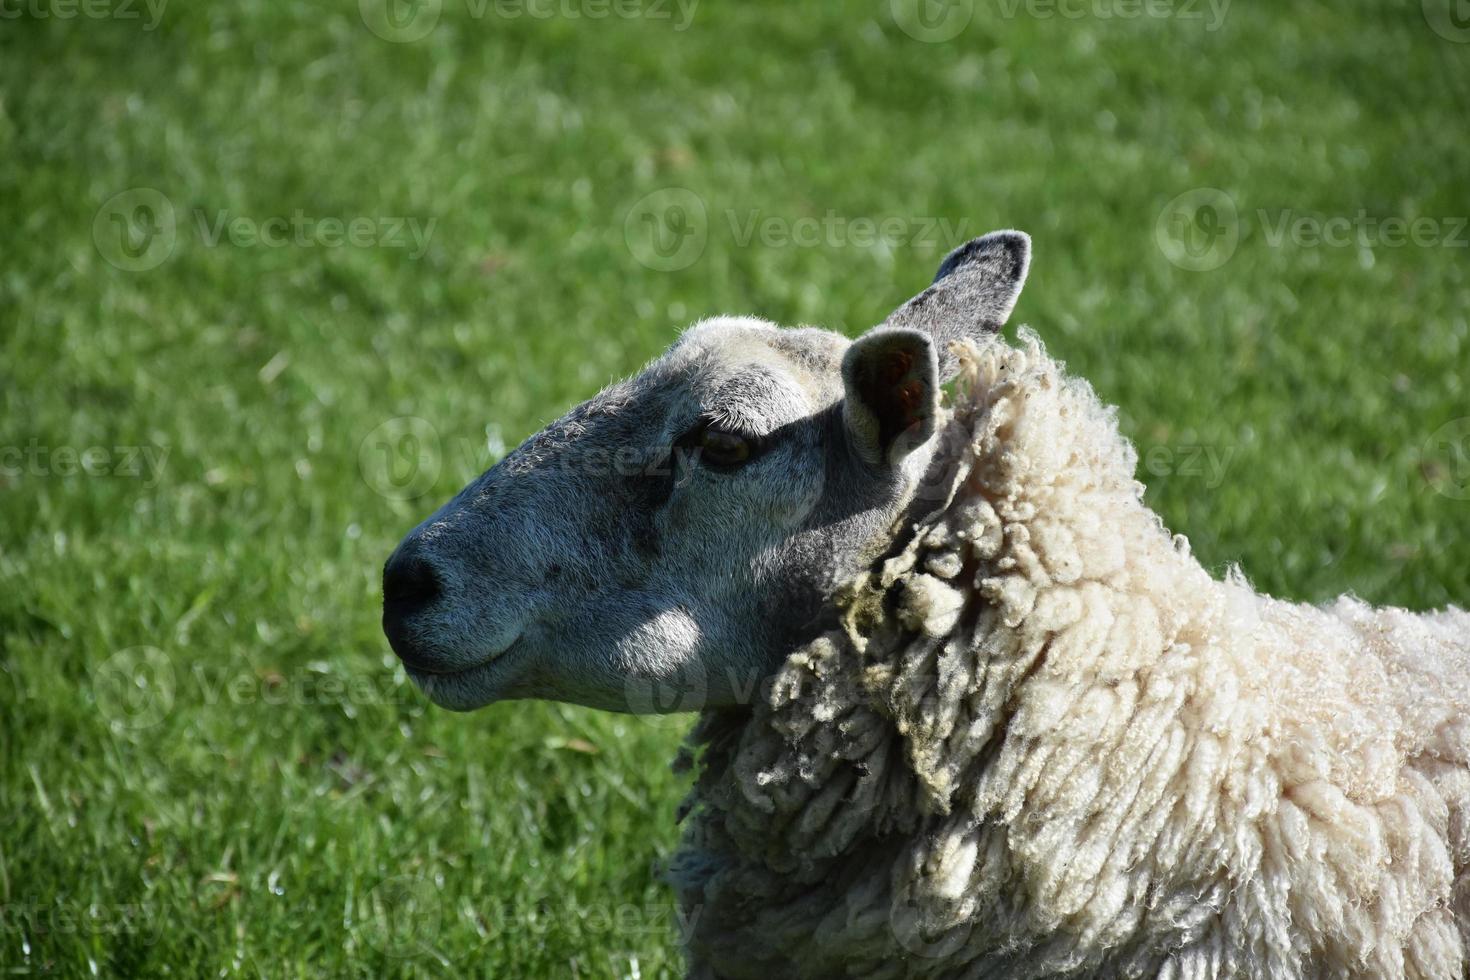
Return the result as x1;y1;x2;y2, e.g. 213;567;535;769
616;605;710;713
619;605;702;674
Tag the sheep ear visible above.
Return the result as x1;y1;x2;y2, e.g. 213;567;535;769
842;328;939;468
880;229;1031;377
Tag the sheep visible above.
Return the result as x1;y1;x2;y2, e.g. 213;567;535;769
668;333;1470;979
382;231;1037;713
383;231;1470;978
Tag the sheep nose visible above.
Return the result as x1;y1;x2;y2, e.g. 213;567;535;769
384;550;442;611
382;543;444;667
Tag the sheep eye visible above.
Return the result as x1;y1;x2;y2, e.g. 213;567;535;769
695;427;753;468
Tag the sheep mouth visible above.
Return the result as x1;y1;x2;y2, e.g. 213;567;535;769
402;639;529;710
396;629;522;674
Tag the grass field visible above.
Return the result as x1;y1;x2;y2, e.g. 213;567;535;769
3;0;1469;975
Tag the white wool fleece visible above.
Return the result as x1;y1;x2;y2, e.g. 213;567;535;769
669;331;1470;979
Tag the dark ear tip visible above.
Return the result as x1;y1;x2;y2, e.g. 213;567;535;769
933;229;1032;284
985;229;1032;271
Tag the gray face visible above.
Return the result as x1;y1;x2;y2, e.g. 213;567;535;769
383;231;1031;713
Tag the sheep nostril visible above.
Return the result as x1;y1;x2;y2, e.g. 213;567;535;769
381;541;452;671
383;553;443;615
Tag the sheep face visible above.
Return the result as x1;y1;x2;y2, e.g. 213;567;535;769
383;231;1030;713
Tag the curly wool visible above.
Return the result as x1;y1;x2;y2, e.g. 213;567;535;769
669;332;1470;979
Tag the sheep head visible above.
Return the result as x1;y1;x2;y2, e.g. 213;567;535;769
382;230;1030;712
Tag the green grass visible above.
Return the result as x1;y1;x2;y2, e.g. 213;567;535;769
2;0;1468;975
